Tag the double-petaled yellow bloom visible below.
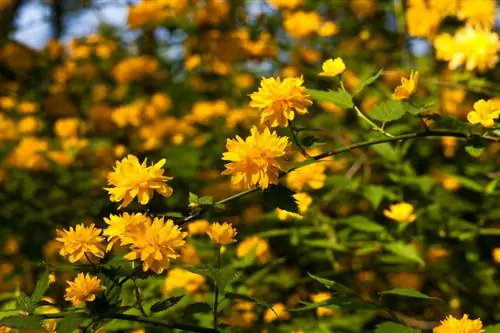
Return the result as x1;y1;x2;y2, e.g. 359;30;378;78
105;154;173;209
319;58;346;77
222;126;289;189
123;217;187;274
64;273;103;306
103;212;150;251
249;77;312;127
206;222;238;245
56;224;105;263
383;202;416;223
392;71;419;101
467;99;500;128
433;314;483;333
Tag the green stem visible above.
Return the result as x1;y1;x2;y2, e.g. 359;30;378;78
213;247;221;330
39;312;219;333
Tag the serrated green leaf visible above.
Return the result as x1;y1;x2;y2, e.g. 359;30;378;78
354;68;384;95
308;89;354;109
339;215;386;233
368;100;406;121
0;315;43;329
379;288;440;301
57;314;86;333
150;295;185;313
262;184;298;213
31;266;50;304
375;322;421;333
384;242;424;266
307;273;355;295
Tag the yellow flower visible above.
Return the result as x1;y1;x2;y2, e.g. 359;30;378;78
55;224;105;263
467;99;500;128
268;0;302;9
286;162;326;192
124;217;187;274
236;236;271;263
276;192;313;221
113;56;160;83
105;154;174;209
54;118;80;138
249;77;312;127
434;26;499;72
283;11;321;39
406;3;441;38
319;58;346;77
433;314;483;333
492;248;500;263
207;222;238;245
311;292;335;317
392;70;419;101
103;212;150;251
222;126;289;189
383;202;416;223
187;219;210;235
263;303;289;323
64;273;103;306
163;268;206;295
457;0;495;29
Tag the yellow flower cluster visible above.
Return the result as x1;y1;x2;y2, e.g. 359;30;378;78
434;25;500;72
127;0;188;28
112;56;160;84
283;11;339;39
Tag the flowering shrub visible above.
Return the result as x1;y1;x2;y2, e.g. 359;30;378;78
0;1;499;333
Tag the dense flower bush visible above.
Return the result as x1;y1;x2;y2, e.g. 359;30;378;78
0;0;499;332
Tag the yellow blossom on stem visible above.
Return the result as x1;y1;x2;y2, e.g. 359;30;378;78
64;273;103;306
187;219;210;235
103;212;150;251
286;162;326;192
105;154;173;209
433;314;483;333
236;236;271;263
264;303;289;323
222;126;289;189
207;222;238;245
383;202;416;223
55;224;105;263
163;268;206;295
249;77;312;127
318;58;346;77
467;99;500;128
392;71;419;101
124;217;187;274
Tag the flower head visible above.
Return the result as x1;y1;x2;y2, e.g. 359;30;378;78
392;70;419;101
319;58;346;77
383;202;416;223
264;303;289;323
163;268;206;295
207;222;238;245
249;77;312;127
105;154;173;209
56;224;105;263
187;219;210;235
237;236;271;263
286;162;326;192
311;292;335;317
276;192;313;220
123;217;187;274
64;273;103;306
222;126;289;189
467;99;500;128
433;314;483;333
103;212;150;251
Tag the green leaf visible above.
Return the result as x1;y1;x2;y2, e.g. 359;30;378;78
198;196;214;205
485;324;500;333
186;265;240;294
362;186;385;208
182;302;212;315
262;184;298;213
354;68;384;95
339;215;386;233
308;89;354;109
371;143;399;162
150;295;185;313
307;273;355;295
368;100;406;121
448;175;483;192
384;242;424;266
188;192;199;204
375;322;421;333
465;141;485;157
379;288;440;301
0;315;44;329
402;102;427;115
56;314;86;333
302;239;348;251
16;294;33;313
31;266;50;304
